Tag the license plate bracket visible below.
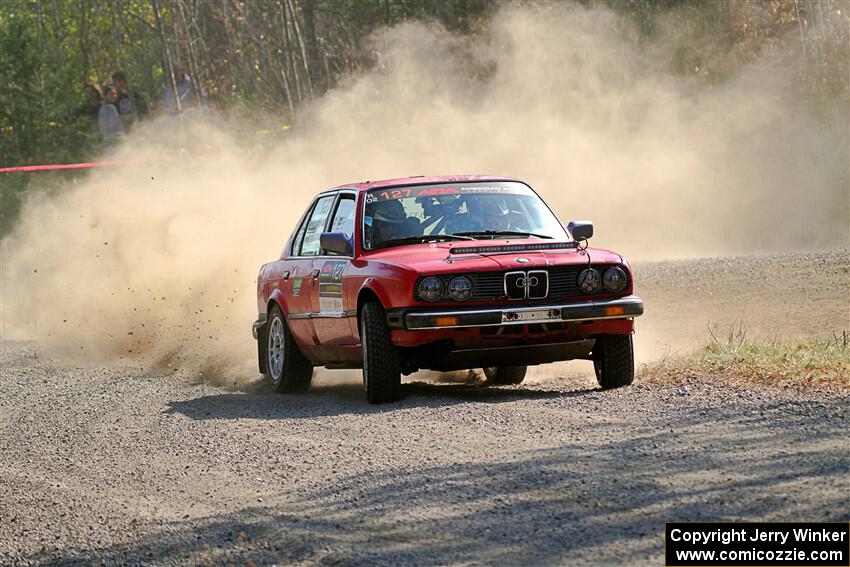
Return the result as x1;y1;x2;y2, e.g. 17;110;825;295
502;308;561;323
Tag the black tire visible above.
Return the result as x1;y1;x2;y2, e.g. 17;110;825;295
593;334;634;390
483;366;527;385
264;305;313;393
360;302;402;403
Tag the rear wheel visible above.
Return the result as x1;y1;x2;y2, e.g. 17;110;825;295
593;334;634;390
360;302;402;403
265;305;313;393
483;366;527;385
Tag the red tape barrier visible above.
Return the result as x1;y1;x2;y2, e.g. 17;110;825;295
0;159;141;173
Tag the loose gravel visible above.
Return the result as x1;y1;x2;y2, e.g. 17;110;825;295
1;250;848;566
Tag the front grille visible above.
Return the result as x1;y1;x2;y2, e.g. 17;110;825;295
414;264;622;302
469;272;503;300
549;266;583;296
504;270;549;300
504;271;526;300
527;270;548;299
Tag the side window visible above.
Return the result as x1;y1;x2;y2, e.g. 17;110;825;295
290;213;309;256
299;195;336;256
329;194;356;237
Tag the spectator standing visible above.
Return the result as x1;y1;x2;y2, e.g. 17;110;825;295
162;65;206;114
67;83;103;158
111;70;149;129
98;85;124;148
74;83;102;120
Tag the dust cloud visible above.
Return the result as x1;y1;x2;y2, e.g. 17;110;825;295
1;4;847;380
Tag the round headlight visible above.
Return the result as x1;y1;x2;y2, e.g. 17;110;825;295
418;276;444;301
448;276;473;301
603;266;627;292
578;268;602;293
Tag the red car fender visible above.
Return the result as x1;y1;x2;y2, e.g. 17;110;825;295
357;277;394;313
351;277;398;343
267;288;290;318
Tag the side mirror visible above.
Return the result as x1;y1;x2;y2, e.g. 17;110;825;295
567;220;593;241
320;232;353;256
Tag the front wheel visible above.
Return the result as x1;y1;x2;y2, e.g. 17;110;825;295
360;302;402;403
264;305;313;393
483;366;527;385
593;334;634;390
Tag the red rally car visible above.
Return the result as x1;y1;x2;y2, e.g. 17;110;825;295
253;176;644;403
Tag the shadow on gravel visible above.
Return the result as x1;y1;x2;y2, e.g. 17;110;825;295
165;381;593;420
23;398;849;566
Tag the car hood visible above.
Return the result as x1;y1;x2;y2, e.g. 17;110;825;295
362;240;625;275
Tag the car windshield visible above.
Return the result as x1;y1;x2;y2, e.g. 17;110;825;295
363;182;568;250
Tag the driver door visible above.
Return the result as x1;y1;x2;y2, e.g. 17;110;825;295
311;192;357;347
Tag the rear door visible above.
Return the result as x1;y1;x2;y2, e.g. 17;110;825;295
284;193;337;348
312;192;358;347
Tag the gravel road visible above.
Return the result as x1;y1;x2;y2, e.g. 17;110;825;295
1;250;848;566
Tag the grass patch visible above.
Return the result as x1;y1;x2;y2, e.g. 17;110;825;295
641;325;850;391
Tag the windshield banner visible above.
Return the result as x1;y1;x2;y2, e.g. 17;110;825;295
365;182;528;203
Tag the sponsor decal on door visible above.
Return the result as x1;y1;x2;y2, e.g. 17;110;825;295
318;261;346;313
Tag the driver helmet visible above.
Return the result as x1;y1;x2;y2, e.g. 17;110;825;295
481;198;509;217
373;199;406;224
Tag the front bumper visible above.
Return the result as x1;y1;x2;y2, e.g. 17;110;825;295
252;314;267;340
397;295;643;330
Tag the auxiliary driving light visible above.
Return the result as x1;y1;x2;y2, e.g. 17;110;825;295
603;266;627;292
578;268;602;293
448;276;473;301
418;276;444;301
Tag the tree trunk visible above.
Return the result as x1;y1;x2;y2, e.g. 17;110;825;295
152;0;181;113
79;0;90;84
301;0;324;95
283;0;304;103
286;0;313;99
174;0;202;106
